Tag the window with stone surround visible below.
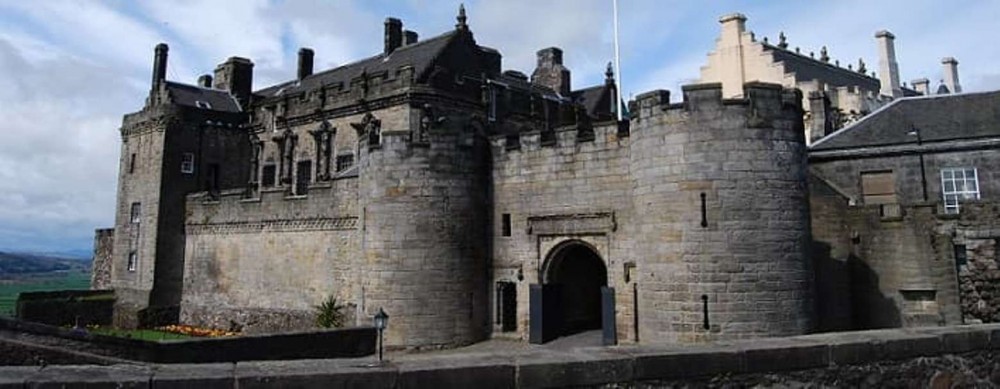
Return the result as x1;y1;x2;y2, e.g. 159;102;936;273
130;202;140;224
262;164;276;187
129;153;136;174
941;167;979;214
181;152;195;174
501;213;512;237
860;170;896;205
336;154;354;172
127;251;137;272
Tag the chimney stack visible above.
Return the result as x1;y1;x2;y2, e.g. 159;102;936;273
942;57;962;94
198;74;213;88
384;18;403;54
911;78;930;95
875;30;902;98
151;43;168;89
717;13;749;97
404;30;418;46
531;47;571;96
297;48;314;80
214;57;254;109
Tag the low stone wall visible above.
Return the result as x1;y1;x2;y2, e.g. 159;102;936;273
0;317;375;364
15;290;114;327
1;324;998;387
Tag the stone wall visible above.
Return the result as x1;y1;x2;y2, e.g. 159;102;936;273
954;202;1000;324
181;177;359;334
3;324;998;387
90;228;114;290
358;109;490;349
628;83;813;342
489;120;633;341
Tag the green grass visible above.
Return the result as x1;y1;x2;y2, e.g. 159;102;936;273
88;327;191;341
0;272;91;316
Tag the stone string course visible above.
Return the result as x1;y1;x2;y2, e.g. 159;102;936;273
1;324;998;388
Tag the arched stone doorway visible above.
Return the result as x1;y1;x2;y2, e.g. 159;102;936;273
543;242;608;336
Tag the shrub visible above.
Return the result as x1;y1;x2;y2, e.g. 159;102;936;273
315;295;345;328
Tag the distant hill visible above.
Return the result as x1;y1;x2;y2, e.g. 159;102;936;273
0;251;91;276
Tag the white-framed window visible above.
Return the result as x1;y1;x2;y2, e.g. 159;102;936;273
127;251;137;272
130;202;141;224
941;167;980;214
181;153;195;174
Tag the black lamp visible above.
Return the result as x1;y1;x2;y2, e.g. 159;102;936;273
373;308;388;363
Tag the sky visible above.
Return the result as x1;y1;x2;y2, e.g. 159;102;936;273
1;0;998;254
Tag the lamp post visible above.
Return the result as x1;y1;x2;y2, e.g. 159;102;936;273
373;308;388;363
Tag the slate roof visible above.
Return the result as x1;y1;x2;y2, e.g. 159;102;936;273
810;90;1000;150
255;31;464;99
763;44;881;91
572;84;614;119
165;81;242;112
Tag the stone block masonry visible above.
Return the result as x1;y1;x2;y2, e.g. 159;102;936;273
2;324;999;387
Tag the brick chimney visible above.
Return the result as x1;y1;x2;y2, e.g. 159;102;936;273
531;47;571;96
942;57;962;94
875;30;902;98
213;57;254;109
911;78;930;96
297;48;314;80
384;18;403;54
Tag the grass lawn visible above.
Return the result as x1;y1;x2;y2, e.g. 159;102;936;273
87;327;191;341
0;272;91;316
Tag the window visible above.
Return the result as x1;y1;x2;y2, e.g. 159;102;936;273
127;251;137;272
487;86;498;122
129;153;136;174
336;154;354;172
861;171;896;205
181;153;195;174
130;202;141;224
954;244;968;268
195;100;212;109
941;167;979;214
295;160;312;195
262;164;276;187
501;213;512;237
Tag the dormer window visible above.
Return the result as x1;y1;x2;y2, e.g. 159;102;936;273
195;100;212;109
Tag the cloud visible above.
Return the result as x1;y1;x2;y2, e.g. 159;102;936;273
0;0;998;253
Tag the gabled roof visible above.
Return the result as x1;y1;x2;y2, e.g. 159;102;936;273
255;30;468;99
763;44;881;91
811;90;1000;150
571;84;614;119
165;81;242;112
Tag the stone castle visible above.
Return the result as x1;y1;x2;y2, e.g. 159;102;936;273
93;7;1000;349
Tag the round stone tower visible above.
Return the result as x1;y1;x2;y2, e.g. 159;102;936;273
629;82;813;343
357;110;490;349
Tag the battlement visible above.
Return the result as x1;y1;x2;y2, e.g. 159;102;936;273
632;82;802;121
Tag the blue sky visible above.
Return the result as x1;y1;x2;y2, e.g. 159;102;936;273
1;0;998;254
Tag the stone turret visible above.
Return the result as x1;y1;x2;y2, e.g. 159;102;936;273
357;109;490;348
629;82;813;342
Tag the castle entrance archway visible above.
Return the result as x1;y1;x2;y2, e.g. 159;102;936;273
542;241;607;336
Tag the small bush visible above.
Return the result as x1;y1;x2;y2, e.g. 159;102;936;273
315;295;345;328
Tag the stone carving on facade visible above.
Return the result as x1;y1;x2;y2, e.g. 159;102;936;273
351;112;381;147
272;127;297;186
309;120;335;180
247;133;263;197
416;104;446;144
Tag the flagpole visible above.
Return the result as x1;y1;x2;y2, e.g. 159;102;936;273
613;0;624;121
